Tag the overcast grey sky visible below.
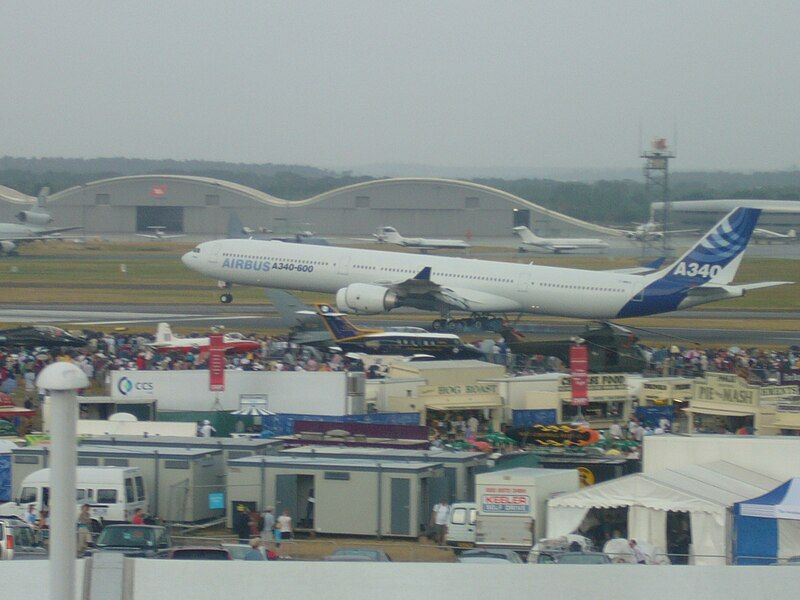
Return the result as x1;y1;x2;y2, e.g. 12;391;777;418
1;1;798;172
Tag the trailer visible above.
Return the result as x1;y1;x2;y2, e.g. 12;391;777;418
80;434;283;463
281;446;487;502
10;444;226;523
227;455;444;537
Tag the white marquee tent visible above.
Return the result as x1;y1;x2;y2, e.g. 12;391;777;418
547;461;781;565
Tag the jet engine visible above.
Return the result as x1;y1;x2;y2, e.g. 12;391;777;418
336;284;400;314
0;241;17;254
16;210;53;226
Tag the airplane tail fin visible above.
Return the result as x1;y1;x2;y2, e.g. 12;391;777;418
315;304;373;340
227;211;246;239
155;322;173;344
512;226;540;244
375;227;402;244
656;207;761;285
36;187;50;209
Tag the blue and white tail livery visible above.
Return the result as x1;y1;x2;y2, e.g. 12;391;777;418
667;207;760;285
617;208;778;318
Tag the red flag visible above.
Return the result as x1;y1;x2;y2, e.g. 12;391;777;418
209;333;225;392
569;344;589;407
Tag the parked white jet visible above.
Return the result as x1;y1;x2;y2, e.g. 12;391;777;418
0;188;83;255
371;226;470;251
752;228;797;244
617;220;697;242
182;208;790;329
513;225;609;254
135;226;185;240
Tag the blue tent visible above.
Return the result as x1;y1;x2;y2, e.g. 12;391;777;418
734;478;800;565
0;454;10;502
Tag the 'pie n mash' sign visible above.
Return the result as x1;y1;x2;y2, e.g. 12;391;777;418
481;493;531;514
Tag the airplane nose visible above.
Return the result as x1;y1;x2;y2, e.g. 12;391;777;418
181;252;192;267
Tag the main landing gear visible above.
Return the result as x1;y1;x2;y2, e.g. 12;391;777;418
431;314;505;333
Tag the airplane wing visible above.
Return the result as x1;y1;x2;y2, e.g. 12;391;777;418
32;226;83;236
685;281;793;300
663;228;699;235
609;256;666;275
547;244;579;253
381;267;519;312
135;234;159;239
263;289;317;327
159;234;185;239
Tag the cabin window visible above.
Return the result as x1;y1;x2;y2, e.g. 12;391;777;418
97;489;118;504
19;487;37;503
125;479;135;503
135;476;146;501
95;193;110;205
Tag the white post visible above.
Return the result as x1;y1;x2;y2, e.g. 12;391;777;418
37;363;89;600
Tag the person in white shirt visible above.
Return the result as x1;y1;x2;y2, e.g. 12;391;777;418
430;499;450;545
629;539;647;564
658;417;671;432
609;421;623;439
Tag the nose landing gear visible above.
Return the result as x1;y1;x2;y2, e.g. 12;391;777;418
220;293;233;304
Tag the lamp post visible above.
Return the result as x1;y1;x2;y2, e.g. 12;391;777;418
37;362;89;600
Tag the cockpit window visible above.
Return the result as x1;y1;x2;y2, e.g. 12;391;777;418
192;247;201;254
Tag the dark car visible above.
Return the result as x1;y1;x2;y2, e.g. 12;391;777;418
458;549;523;564
91;524;172;558
323;548;392;562
0;517;47;560
537;551;612;565
165;547;232;560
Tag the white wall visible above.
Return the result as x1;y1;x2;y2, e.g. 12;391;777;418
2;560;800;599
130;562;799;600
644;435;800;480
110;371;353;415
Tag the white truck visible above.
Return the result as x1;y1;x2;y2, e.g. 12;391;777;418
0;466;148;532
446;467;579;551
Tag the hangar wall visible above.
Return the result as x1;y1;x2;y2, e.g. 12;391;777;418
0;175;621;237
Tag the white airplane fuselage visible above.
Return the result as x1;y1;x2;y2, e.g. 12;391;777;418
183;239;708;319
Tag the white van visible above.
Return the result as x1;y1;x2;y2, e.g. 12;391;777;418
446;503;478;550
0;467;147;532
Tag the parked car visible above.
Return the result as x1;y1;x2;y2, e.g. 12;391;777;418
323;548;392;562
457;549;524;564
536;551;612;565
0;517;47;560
222;543;279;561
91;524;171;558
165;547;232;560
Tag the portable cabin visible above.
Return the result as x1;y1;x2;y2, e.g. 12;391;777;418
281;446;487;502
227;455;444;538
11;444;225;523
79;434;284;463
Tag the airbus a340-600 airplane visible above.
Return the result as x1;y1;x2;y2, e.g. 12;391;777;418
182;208;791;329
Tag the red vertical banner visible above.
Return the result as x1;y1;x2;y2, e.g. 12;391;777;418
209;333;225;392
569;344;589;407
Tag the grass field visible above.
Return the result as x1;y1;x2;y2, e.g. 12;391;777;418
2;242;797;309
